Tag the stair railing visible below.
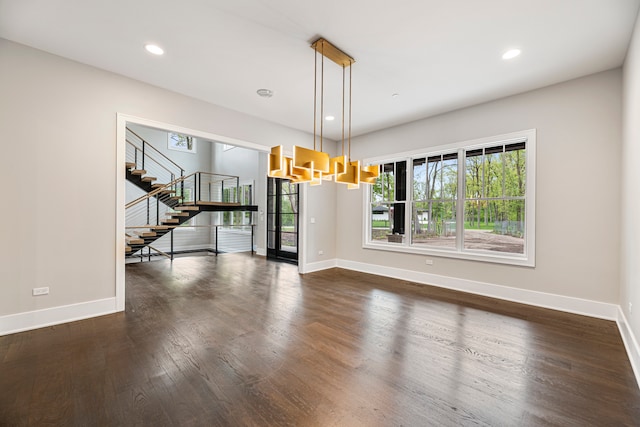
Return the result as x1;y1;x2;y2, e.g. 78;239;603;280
126;172;243;210
127;224;256;261
126;127;185;191
126;173;194;210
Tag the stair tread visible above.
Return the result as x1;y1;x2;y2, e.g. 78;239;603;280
125;162;136;169
175;205;199;211
130;169;146;175
126;237;144;244
170;212;190;217
141;176;157;182
163;219;180;224
133;231;157;237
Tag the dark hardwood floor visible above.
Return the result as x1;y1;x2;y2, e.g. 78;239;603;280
1;253;639;426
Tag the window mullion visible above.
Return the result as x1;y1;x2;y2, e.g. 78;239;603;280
405;157;413;246
502;146;506;198
456;148;465;251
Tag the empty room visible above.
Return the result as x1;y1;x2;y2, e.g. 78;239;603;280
2;1;640;425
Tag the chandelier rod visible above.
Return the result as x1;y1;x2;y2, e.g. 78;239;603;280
320;41;325;152
341;65;345;157
349;60;353;161
313;47;317;151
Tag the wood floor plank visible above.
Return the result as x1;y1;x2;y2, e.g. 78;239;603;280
1;253;639;426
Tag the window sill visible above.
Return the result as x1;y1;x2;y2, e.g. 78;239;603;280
362;241;535;267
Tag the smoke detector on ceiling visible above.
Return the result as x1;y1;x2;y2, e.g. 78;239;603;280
256;89;274;98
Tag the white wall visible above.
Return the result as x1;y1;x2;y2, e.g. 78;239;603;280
338;69;622;305
128;124;213;174
212;144;260;180
0;38;336;322
621;11;640;373
303;178;337;266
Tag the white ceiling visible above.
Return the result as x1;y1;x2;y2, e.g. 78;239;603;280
1;0;639;140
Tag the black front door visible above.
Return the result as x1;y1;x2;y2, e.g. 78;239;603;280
267;178;299;263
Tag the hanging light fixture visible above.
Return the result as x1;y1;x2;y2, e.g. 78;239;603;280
268;37;378;188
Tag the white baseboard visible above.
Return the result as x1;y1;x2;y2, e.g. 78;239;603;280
617;308;640;389
0;297;119;336
302;259;338;274
336;259;619;320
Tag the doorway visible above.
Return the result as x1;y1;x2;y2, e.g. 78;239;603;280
267;178;299;263
116;113;270;311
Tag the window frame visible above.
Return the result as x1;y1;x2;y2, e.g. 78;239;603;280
363;129;536;267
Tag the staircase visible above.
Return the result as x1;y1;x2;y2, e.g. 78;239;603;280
125;128;258;259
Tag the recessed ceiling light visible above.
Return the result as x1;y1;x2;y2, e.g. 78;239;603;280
144;44;164;56
256;88;274;98
502;49;521;60
325;115;335;121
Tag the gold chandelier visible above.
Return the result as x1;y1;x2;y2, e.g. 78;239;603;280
267;38;378;189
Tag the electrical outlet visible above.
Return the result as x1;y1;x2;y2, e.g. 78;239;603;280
425;259;434;265
33;287;49;296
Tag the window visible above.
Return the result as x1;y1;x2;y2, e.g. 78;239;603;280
223;182;254;225
412;153;458;248
364;130;535;266
371;161;406;243
464;142;526;254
